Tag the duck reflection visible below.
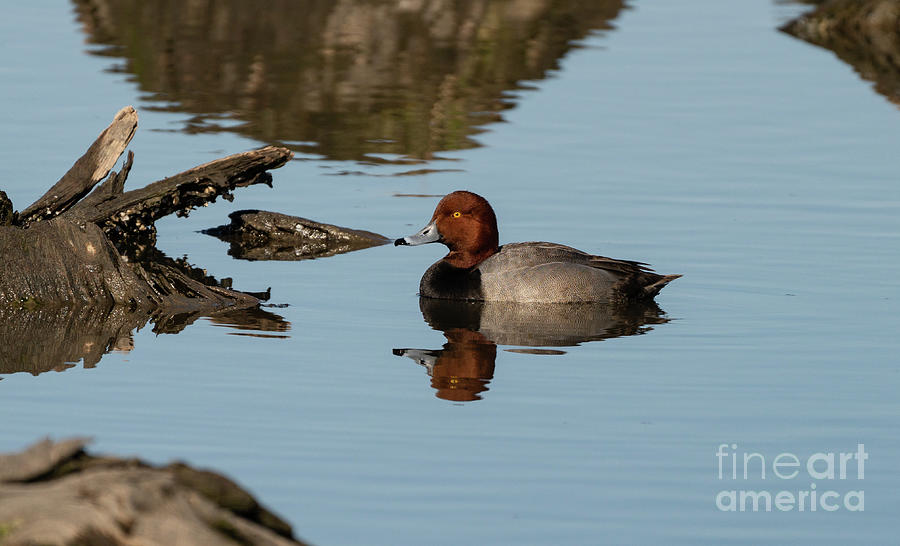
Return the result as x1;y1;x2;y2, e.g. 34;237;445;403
394;298;669;401
394;329;497;402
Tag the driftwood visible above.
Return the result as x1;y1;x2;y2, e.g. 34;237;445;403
18;106;139;226
0;438;308;545
0;107;293;374
70;146;292;257
204;209;389;261
0;107;292;308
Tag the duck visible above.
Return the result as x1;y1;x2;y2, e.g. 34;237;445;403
394;191;680;303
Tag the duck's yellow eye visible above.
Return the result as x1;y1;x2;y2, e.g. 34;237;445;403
452;211;461;218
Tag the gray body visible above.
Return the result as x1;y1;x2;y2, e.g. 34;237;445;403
419;242;677;304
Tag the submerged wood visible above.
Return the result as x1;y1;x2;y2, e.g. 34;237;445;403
0;438;308;545
204;209;389;261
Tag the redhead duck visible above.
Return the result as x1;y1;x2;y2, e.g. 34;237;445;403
395;191;681;303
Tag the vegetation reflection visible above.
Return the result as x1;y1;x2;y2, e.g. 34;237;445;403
74;0;626;162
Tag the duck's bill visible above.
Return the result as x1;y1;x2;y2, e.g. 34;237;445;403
394;221;440;246
392;348;439;374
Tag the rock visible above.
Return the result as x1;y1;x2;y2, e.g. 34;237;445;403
0;191;13;226
205;209;390;261
0;437;91;483
0;438;308;546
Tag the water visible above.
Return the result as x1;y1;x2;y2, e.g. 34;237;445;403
2;1;899;544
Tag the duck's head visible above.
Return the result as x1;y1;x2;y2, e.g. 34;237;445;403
395;190;500;269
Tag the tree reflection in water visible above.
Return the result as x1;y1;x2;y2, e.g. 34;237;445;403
74;0;626;163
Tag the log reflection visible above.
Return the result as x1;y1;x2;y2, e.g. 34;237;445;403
0;276;290;377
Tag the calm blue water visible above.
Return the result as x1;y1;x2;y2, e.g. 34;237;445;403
1;1;899;544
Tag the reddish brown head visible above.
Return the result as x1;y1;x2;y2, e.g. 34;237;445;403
395;190;500;269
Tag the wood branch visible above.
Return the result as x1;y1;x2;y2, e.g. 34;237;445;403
1;139;292;311
70;149;134;213
84;145;292;223
68;145;293;255
18;106;138;226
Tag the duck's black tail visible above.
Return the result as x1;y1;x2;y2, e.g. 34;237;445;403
642;274;682;299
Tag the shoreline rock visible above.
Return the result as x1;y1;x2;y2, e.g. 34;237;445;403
0;438;308;546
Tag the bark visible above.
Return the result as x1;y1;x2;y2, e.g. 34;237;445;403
68;146;291;257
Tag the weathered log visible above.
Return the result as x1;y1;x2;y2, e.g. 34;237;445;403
68;146;292;257
0;438;308;545
0;214;261;313
204;209;389;261
0;108;292;309
0;107;296;375
71;149;134;213
0;218;154;309
18;106;138;226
